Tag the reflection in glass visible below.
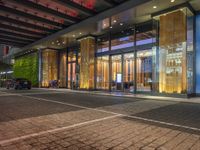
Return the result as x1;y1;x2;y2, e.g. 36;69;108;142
111;35;134;51
96;56;109;90
111;55;122;91
97;37;109;53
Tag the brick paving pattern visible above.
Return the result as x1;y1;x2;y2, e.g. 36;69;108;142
0;89;200;150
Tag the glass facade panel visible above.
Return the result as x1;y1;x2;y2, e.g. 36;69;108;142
111;55;122;91
68;62;76;89
154;9;189;94
136;50;153;92
111;35;134;51
187;12;194;94
97;37;109;53
123;53;134;92
96;56;109;90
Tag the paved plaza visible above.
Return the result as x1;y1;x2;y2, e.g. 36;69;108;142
0;88;200;150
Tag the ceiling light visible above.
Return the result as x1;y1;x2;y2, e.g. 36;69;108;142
62;42;65;44
79;32;82;35
52;42;54;44
113;20;117;23
171;0;175;2
153;6;157;9
103;23;106;26
120;23;123;26
73;35;75;37
110;26;113;29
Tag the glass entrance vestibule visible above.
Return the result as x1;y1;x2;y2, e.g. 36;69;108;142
95;7;195;96
96;49;153;93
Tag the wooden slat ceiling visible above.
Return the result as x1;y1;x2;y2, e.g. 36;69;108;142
0;0;126;47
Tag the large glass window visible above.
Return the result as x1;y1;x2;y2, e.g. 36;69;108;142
111;55;122;91
153;8;193;94
111;35;134;51
96;56;109;90
67;51;78;89
97;37;109;53
68;63;76;89
123;53;134;92
136;50;153;92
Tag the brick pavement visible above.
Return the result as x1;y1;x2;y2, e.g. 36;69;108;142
0;89;200;150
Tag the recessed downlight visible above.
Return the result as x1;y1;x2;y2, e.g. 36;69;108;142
153;6;157;9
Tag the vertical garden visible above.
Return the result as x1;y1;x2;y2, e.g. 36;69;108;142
13;53;38;87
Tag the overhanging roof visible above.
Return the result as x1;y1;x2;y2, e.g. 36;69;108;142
0;0;129;47
18;0;152;51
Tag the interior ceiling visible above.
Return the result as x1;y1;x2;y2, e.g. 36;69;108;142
0;0;200;50
0;0;126;48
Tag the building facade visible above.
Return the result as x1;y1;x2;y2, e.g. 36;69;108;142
12;1;200;97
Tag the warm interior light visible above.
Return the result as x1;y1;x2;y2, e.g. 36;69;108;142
120;23;123;26
153;6;157;9
171;0;175;2
113;20;117;23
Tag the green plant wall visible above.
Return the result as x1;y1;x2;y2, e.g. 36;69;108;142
13;53;38;86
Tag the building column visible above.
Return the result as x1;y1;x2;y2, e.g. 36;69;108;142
79;36;95;90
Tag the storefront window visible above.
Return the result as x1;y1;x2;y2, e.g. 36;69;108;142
96;56;109;90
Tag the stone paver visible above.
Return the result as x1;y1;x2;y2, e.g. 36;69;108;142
0;88;200;150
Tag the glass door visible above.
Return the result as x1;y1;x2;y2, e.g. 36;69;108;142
68;62;76;89
136;49;153;92
111;55;122;91
123;53;134;92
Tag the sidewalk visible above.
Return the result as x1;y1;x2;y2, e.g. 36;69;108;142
37;88;200;104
